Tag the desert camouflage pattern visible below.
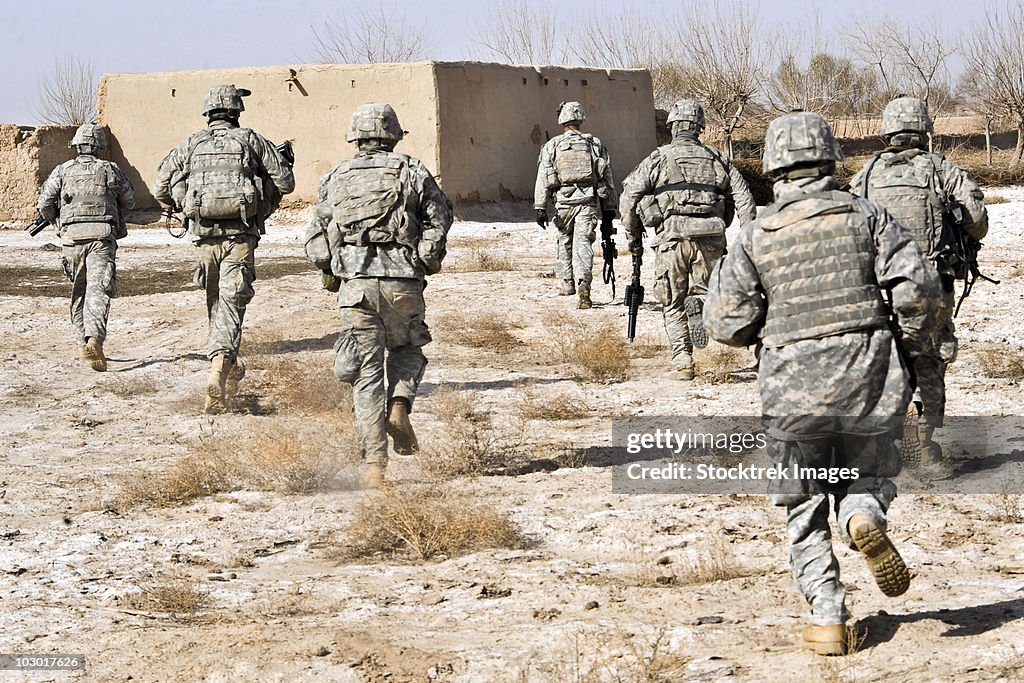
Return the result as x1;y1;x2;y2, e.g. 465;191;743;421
314;130;453;465
881;96;933;136
666;98;705;132
63;239;118;344
202;84;250;115
153;120;294;240
346;103;405;142
552;203;600;290
619;134;755;366
705;172;939;630
534;128;615;291
38;152;135;345
315;150;452;281
194;236;256;362
70;123;107;149
333;278;431;464
850;150;988;428
557;100;587;126
762;111;844;176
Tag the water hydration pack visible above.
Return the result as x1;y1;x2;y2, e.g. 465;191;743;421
554;134;597;185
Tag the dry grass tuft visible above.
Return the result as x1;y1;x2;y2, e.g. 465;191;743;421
514;389;592;421
545;312;630;382
633;538;753;588
984;194;1010;205
125;576;210;615
418;387;526;477
992;493;1024;523
975;343;1024;380
630;333;670;359
340;484;525;561
456;248;517;272
117;418;357;507
529;626;690;683
696;344;750;384
101;375;161;399
448;312;523;352
257;356;353;415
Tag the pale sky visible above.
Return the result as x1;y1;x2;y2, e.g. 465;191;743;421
1;0;969;125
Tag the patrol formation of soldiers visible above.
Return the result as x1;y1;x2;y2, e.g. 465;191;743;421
35;87;991;657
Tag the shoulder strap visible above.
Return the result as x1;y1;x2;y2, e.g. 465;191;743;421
860;151;885;200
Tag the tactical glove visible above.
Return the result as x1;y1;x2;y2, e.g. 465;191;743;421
536;209;548;229
322;271;341;293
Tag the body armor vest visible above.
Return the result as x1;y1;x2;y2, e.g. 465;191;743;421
326;152;419;248
58;157;121;241
553;134;597;185
183;127;260;230
863;151;945;257
641;142;730;237
752;191;889;347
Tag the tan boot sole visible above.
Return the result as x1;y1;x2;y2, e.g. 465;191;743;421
204;384;226;415
851;520;910;597
387;418;419;456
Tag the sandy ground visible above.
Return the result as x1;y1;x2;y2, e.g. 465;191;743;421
1;192;1024;683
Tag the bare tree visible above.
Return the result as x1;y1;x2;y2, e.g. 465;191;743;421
667;0;776;158
473;0;566;65
35;54;97;126
962;1;1024;170
310;2;429;63
768;52;878;120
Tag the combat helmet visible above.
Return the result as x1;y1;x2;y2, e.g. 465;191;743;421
69;123;106;151
667;99;705;133
881;96;933;136
202;84;251;116
762;110;844;176
346;103;405;143
557;101;586;126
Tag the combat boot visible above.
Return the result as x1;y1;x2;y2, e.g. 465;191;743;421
559;280;576;296
577;289;592;310
917;425;944;468
387;397;419;455
82;337;107;372
684;296;708;349
801;624;850;656
849;514;910;597
900;401;923;468
359;462;385;489
673;355;696;381
204;355;231;415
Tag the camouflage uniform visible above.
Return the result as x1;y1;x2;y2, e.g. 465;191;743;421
38;124;135;370
619;100;756;374
153;85;294;412
309;103;453;473
849;97;988;433
705;112;938;639
534;102;616;300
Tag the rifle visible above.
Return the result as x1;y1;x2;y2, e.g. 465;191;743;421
624;246;644;342
276;140;295;166
25;216;50;237
954;237;999;318
600;214;617;297
938;199;1000;318
163;206;188;239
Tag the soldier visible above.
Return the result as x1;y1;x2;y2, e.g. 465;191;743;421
849;96;989;465
619;99;756;379
705;112;939;655
306;103;453;488
534;101;617;309
153;84;295;414
38;123;136;372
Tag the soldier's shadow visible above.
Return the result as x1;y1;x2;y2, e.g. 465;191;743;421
110;352;207;371
857;597;1024;649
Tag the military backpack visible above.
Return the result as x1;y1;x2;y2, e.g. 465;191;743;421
553;134;597;185
325;152;418;248
183;128;260;224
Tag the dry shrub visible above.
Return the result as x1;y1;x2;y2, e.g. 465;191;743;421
975;343;1024;380
985;194;1010;205
101;375;160;399
448;312;523;352
633;538;752;588
257;356;353;415
530;626;690;683
992;493;1024;523
340;484;524;561
545;312;630;382
125;576;210;615
696;344;750;384
117;418;357;507
418;387;526;477
457;248;517;272
630;333;670;359
514;389;592;421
